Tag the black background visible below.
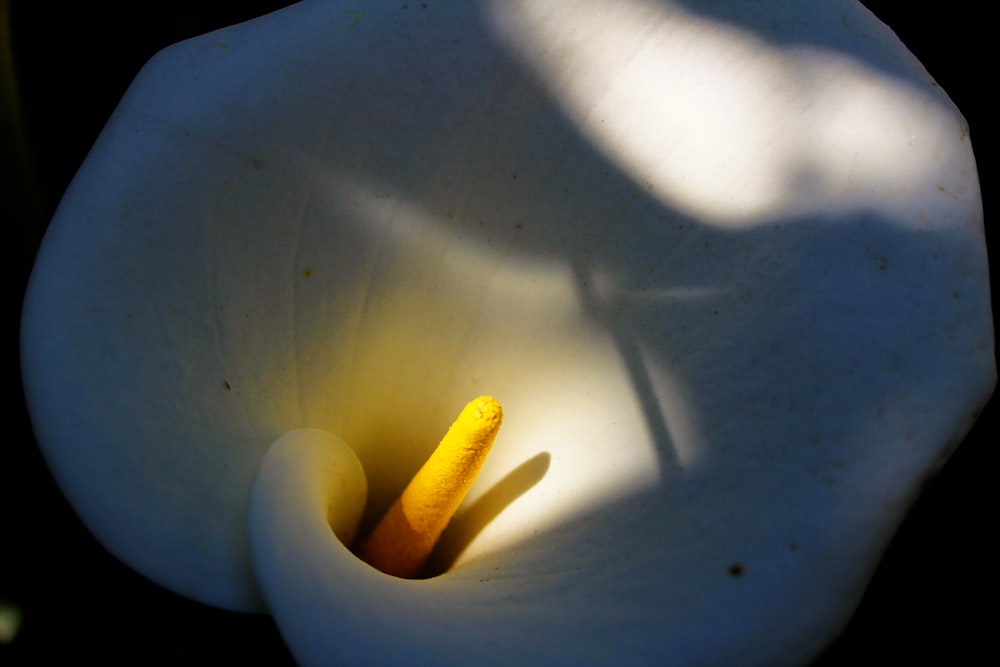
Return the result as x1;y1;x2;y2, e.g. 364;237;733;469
3;2;995;664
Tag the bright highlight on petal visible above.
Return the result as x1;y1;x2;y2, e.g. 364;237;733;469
359;396;503;578
488;0;969;229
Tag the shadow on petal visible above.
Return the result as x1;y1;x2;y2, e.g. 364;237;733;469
427;451;552;576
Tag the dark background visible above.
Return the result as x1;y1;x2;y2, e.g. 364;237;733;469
3;2;995;664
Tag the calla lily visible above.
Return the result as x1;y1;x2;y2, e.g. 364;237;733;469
19;1;994;665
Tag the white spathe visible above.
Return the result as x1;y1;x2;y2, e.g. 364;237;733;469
20;1;994;666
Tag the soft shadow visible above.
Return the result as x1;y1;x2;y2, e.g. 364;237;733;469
425;452;551;576
571;261;679;475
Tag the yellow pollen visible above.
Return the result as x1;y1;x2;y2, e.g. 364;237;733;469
358;396;503;578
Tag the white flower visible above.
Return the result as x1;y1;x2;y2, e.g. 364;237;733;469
21;2;994;665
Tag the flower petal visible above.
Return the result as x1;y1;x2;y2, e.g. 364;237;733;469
20;2;994;665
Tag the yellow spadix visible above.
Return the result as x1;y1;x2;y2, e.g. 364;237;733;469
359;396;503;578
